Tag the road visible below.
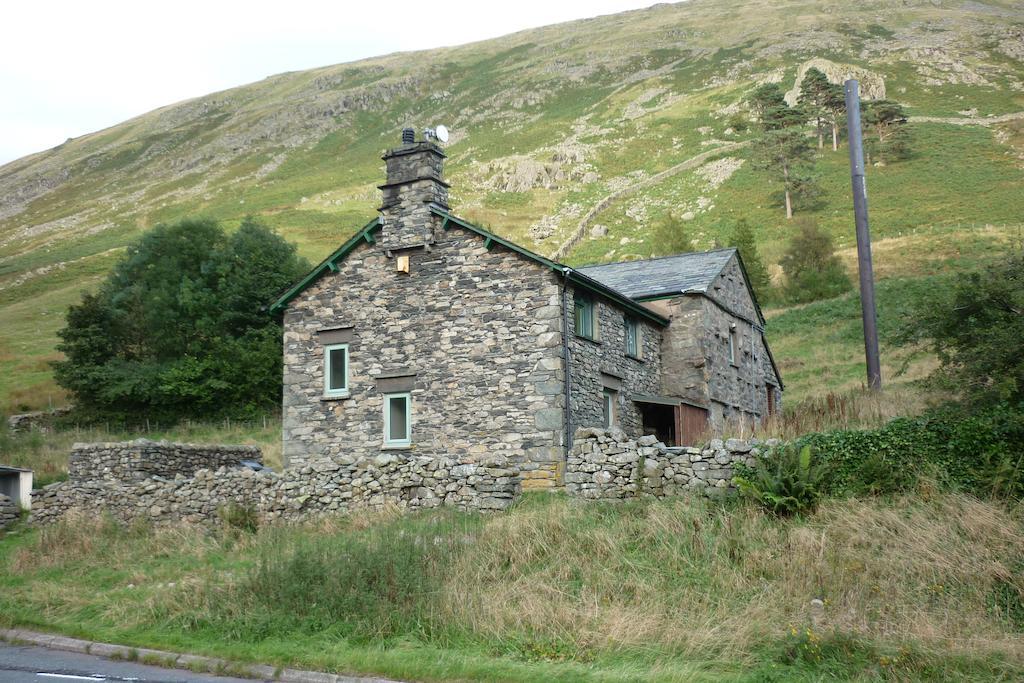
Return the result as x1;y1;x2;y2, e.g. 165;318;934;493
0;644;258;683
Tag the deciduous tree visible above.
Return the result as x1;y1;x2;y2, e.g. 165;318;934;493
54;217;309;421
779;218;851;303
651;210;693;255
898;252;1024;406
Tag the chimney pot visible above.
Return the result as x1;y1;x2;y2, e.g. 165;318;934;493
401;127;415;144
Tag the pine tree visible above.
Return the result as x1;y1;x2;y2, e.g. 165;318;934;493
824;82;846;151
728;218;772;301
748;83;818;218
745;82;782;125
752;127;818;219
863;100;911;164
798;68;831;149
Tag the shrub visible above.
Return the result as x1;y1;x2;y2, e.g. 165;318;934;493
54;217;309;422
735;444;824;515
780;217;852;304
651;210;693;254
798;404;1024;499
897;252;1024;407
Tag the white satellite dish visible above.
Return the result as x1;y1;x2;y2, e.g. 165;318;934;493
425;125;449;143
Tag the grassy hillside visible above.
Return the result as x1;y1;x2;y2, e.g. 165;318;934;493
1;493;1021;681
2;0;1023;410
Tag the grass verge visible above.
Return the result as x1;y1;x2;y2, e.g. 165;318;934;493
1;493;1020;681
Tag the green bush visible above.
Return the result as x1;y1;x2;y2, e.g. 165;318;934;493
798;404;1024;499
735;444;824;515
779;217;852;304
897;252;1024;407
54;217;309;422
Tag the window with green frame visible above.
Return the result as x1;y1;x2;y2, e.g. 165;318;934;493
625;316;640;358
383;392;411;447
323;343;349;397
574;296;595;339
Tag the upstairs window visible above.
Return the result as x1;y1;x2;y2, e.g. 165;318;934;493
728;328;738;365
575;297;595;340
324;344;349;397
384;392;411;447
625;316;640;358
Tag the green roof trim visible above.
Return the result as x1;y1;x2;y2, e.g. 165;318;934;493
269;217;381;312
431;207;668;327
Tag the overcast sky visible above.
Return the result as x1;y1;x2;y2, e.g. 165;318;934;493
0;0;662;165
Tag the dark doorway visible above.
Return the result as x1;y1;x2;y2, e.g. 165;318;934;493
638;402;677;446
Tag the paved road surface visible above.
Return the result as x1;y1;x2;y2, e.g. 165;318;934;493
0;644;258;683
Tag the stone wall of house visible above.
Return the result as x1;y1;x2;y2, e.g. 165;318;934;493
0;494;18;529
67;440;262;484
282;229;566;487
32;443;520;526
703;255;781;424
648;295;708;408
567;285;662;437
564;427;774;499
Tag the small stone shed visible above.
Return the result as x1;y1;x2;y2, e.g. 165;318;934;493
0;465;32;510
272;128;783;489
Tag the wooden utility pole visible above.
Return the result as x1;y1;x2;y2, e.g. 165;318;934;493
844;79;882;390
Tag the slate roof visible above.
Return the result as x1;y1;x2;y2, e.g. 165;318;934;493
575;248;737;300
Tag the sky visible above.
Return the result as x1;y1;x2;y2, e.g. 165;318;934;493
0;0;662;165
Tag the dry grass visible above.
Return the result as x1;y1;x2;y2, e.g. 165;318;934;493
443;493;1024;665
2;492;1021;679
702;385;935;442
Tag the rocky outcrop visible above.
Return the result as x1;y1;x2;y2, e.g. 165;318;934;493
784;58;885;105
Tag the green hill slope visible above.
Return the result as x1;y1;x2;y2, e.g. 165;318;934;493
2;0;1023;410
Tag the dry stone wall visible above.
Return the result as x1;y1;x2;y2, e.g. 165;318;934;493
68;440;261;483
32;441;520;526
0;494;18;529
565;427;774;499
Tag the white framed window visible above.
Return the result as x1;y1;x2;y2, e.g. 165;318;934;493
602;388;617;428
383;392;412;447
625;316;640;358
728;328;738;365
575;296;596;340
323;343;349;397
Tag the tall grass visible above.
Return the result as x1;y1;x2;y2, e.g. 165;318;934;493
3;493;1020;681
701;386;932;443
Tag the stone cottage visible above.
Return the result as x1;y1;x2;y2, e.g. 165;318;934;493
272;130;782;488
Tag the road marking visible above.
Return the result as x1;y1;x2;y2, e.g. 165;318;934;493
36;674;106;681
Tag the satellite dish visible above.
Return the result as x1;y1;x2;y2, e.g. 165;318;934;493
435;124;449;143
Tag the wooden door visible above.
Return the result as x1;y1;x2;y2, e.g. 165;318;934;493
674;404;709;446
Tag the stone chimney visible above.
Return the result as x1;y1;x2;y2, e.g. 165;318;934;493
378;128;449;249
